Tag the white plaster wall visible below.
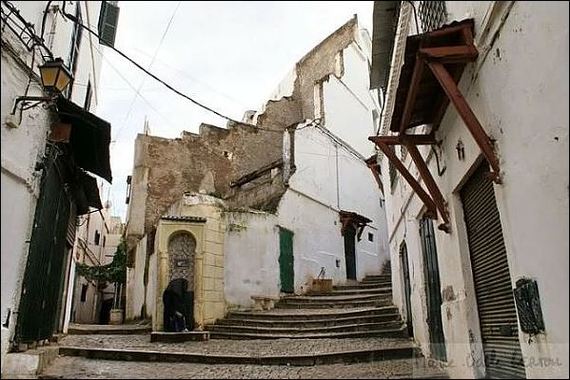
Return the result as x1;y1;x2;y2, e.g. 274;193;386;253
323;42;378;158
223;211;280;309
0;173;36;367
289;127;338;208
145;252;157;320
268;67;297;101
126;138;149;237
277;190;346;291
72;278;99;324
125;236;147;320
1;2;105;365
279;127;389;291
382;2;569;378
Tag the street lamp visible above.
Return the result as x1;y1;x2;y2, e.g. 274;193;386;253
38;58;73;94
10;57;74;116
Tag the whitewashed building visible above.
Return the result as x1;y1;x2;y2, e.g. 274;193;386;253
369;1;568;378
1;0;117;368
65;204;124;327
124;17;390;331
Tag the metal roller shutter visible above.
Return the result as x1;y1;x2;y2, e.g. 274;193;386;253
460;163;526;379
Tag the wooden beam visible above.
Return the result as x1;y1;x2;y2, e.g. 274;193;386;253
419;46;478;63
427;61;501;182
461;24;474;46
365;159;384;195
426;23;471;39
399;56;425;134
375;142;437;218
406;144;450;230
369;134;436;146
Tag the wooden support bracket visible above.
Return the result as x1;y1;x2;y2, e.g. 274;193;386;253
427;61;501;183
369;134;436;146
399;56;425;134
419;45;478;63
365;158;384;195
406;144;450;230
375;141;438;220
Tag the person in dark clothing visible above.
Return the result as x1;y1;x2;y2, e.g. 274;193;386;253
163;278;190;332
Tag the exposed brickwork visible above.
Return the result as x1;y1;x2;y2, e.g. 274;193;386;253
127;16;362;242
295;17;358;120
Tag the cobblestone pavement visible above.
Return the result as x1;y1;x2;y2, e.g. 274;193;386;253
40;356;448;379
58;335;413;356
68;323;150;332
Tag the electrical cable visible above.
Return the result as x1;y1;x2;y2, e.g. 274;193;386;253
90;41;182;136
39;0;53;42
117;1;181;141
60;3;248;127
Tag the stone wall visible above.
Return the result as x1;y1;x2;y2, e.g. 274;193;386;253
126;16;362;245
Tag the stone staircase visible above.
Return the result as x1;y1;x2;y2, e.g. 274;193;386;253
205;262;409;340
46;262;448;378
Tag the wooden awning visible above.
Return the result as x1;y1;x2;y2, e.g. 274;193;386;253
365;155;383;194
369;19;501;233
339;211;372;240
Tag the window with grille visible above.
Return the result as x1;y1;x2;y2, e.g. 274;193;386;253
418;1;447;33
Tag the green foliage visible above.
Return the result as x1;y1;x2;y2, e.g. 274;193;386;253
76;238;127;285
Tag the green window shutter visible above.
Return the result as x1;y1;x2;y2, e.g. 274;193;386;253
98;1;120;48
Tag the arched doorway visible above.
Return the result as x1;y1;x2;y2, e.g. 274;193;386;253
163;232;196;331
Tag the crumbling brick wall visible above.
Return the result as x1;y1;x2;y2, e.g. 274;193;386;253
127;16;361;240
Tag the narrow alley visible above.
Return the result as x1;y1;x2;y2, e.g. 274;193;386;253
1;1;568;379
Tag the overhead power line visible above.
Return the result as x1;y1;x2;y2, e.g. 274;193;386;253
59;3;274;130
118;1;181;141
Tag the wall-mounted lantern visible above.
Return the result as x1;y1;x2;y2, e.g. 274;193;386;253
9;58;74;117
38;58;73;94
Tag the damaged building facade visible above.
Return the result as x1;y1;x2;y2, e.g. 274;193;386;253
369;1;568;379
124;17;391;331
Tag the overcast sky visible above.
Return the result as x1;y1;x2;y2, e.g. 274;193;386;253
95;1;374;220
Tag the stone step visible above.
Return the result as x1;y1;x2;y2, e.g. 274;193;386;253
361;278;392;284
334;282;392;290
219;313;402;328
226;306;400;321
308;286;392;296
2;346;59;378
280;293;388;302
58;342;420;366
364;274;391;281
208;326;408;340
275;299;391;309
207;321;405;335
67;324;151;335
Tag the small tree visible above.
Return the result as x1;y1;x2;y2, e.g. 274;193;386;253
76;238;127;309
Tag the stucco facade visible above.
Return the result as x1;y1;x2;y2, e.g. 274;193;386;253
1;0;106;369
125;16;390;328
374;2;568;378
